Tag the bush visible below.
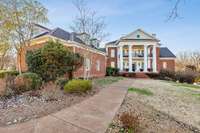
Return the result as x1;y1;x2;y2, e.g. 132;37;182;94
195;76;200;83
64;79;92;93
14;72;42;93
175;71;197;84
119;111;140;133
0;70;19;79
159;69;175;80
55;77;68;89
106;67;119;76
40;82;62;101
26;41;83;81
146;73;159;79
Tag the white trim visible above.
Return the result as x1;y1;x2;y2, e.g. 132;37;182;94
160;58;176;60
31;35;106;56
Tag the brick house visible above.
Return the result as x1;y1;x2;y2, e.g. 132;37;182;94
105;29;176;75
17;25;106;78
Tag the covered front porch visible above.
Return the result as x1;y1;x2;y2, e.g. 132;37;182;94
118;44;158;73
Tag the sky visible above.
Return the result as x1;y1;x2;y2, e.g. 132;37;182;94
39;0;200;54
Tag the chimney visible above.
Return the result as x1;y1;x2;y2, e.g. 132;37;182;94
76;32;90;45
152;33;156;37
90;38;100;48
70;32;76;41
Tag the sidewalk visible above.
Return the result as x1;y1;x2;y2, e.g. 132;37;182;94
0;79;132;133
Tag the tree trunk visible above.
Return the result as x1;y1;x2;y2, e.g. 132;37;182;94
68;71;73;80
18;49;22;74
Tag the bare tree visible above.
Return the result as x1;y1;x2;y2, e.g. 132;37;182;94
70;0;108;42
0;0;48;74
167;0;186;21
70;0;108;79
176;51;200;72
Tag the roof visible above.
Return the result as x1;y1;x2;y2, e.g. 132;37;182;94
121;29;159;41
34;26;105;53
105;40;118;46
160;47;176;58
98;48;106;52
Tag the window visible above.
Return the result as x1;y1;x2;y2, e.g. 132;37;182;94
111;61;115;68
163;62;167;69
96;60;100;71
137;34;140;38
111;49;115;58
85;58;91;71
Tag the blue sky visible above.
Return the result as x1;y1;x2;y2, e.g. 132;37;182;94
39;0;200;54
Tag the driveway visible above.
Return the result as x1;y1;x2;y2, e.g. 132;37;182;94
128;79;200;132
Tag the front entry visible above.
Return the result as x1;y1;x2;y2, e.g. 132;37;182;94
132;64;135;72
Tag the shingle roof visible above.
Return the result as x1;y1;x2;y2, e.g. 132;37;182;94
105;40;118;46
160;47;176;58
98;48;106;52
34;27;105;53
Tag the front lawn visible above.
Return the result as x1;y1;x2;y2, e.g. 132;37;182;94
128;87;153;96
94;76;124;87
173;83;200;89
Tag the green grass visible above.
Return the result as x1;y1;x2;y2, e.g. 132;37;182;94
128;87;153;96
162;80;200;90
94;76;124;86
192;93;200;100
173;83;200;89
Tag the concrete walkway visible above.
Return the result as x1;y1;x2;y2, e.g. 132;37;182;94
0;79;132;133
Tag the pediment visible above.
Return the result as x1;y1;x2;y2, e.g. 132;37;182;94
121;29;158;41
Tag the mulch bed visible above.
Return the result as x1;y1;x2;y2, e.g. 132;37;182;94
0;83;101;127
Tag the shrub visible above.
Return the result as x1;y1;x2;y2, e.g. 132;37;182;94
0;70;19;79
195;76;200;83
14;72;42;93
159;69;175;80
40;82;62;101
146;73;159;79
175;71;197;84
106;67;119;76
120;111;140;133
55;77;68;89
64;79;92;93
26;41;83;81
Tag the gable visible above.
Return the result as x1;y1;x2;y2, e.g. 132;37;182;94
121;29;158;41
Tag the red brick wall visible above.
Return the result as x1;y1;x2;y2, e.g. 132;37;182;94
73;47;106;78
159;59;175;71
17;42;106;78
107;47;118;68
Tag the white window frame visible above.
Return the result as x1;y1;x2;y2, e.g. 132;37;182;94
163;62;167;69
111;49;115;58
96;60;100;71
111;61;115;68
85;58;91;71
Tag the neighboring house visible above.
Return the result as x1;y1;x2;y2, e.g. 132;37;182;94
105;29;176;73
17;25;106;78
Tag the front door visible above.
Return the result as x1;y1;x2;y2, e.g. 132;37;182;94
132;64;135;72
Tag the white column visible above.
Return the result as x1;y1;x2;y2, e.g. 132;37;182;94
128;45;133;72
119;46;123;71
153;45;157;72
144;45;148;72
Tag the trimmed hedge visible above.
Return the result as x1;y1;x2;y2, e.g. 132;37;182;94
106;67;119;76
64;79;92;93
0;70;19;79
14;72;42;93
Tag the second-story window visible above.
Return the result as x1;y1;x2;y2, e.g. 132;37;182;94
111;49;115;58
